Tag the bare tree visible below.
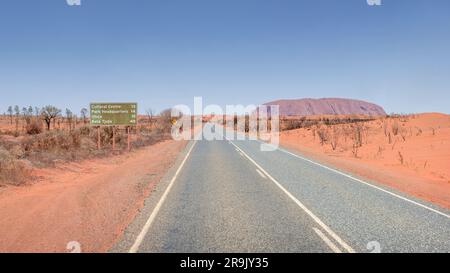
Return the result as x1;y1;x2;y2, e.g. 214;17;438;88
7;106;13;125
146;108;154;128
34;107;40;117
14;105;20;132
80;108;88;124
22;107;32;126
14;105;20;116
41;105;61;131
27;106;33;116
66;108;74;131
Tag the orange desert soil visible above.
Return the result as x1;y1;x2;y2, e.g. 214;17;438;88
0;139;187;253
280;113;450;209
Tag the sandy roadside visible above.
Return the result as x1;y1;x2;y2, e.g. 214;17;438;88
0;139;187;253
279;113;450;210
280;141;450;209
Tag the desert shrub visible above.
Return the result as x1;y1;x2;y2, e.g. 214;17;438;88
398;151;404;165
317;126;328;145
280;116;375;132
400;127;408;141
376;146;384;158
26;119;43;135
431;127;436;136
350;122;364;148
20;130;86;166
284;119;304;131
281;118;314;131
311;126;316;140
79;126;92;136
383;118;389;136
1;110;173;173
9;145;25;159
391;120;400;136
99;126;114;146
80;137;97;152
158;109;174;133
330;126;341;151
28;131;78;151
0;147;32;185
0;147;14;168
0;130;17;137
351;144;359;158
19;122;173;166
133;129;171;148
70;130;82;148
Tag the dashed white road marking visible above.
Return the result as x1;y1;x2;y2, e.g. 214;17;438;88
129;141;197;253
313;228;342;253
229;140;355;253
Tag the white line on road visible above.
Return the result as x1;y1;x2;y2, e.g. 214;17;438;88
269;144;450;219
229;140;355;253
312;228;342;253
256;169;267;179
129;141;197;253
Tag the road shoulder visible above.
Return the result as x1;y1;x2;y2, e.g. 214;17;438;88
0;139;187;253
110;140;195;253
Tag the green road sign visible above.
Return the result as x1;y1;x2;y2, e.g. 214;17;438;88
90;103;138;126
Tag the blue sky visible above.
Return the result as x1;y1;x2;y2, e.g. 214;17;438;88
0;0;449;114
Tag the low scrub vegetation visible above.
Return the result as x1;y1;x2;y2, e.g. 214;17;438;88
283;113;436;161
280;116;375;132
0;147;32;185
0;105;175;186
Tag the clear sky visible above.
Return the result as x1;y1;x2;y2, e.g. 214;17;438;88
0;0;449;115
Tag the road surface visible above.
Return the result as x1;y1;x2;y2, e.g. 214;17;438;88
115;125;450;253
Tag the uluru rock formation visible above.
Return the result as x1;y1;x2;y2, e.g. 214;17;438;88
264;98;386;116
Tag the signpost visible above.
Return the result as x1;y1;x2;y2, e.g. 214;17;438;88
90;103;137;126
90;103;138;151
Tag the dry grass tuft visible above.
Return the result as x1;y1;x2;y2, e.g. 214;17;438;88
0;147;32;186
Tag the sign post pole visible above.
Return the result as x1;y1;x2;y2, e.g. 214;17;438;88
112;126;116;150
127;126;131;151
97;127;101;150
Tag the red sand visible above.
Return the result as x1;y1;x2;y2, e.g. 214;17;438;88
280;113;450;209
0;139;187;253
0;116;17;132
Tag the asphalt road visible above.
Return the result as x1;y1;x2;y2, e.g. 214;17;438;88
116;125;450;253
